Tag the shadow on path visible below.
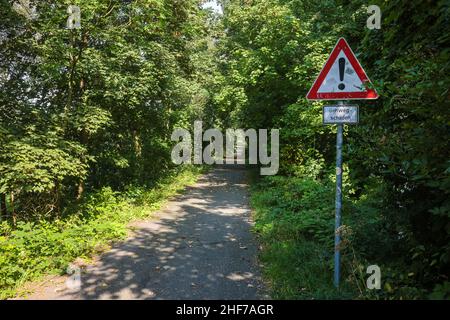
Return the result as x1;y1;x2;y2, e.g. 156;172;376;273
27;165;265;300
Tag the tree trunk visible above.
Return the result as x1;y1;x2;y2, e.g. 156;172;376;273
76;180;84;201
133;129;142;158
77;128;88;201
10;192;16;226
55;180;61;218
0;193;7;221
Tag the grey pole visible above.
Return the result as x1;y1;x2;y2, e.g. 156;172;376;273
334;101;344;288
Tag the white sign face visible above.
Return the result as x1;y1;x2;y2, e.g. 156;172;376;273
317;51;364;94
323;105;359;125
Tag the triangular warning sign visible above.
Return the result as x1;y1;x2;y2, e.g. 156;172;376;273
306;38;378;100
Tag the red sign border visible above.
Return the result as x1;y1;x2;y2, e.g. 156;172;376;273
306;38;379;100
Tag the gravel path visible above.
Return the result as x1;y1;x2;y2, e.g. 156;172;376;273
24;165;266;300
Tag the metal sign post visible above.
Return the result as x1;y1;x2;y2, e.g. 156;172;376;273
322;102;358;288
334;101;344;288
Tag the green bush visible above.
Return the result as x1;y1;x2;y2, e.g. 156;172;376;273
250;174;359;299
252;176;334;245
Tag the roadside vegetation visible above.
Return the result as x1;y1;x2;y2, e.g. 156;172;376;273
250;171;400;299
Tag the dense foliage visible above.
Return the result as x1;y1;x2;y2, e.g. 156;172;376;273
0;0;215;220
217;0;449;298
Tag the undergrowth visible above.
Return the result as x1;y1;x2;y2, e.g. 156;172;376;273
249;169;435;300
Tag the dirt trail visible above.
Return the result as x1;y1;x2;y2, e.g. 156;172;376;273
23;165;266;300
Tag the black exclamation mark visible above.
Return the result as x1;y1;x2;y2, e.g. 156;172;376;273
338;58;345;90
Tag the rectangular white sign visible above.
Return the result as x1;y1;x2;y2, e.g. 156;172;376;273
323;105;359;125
